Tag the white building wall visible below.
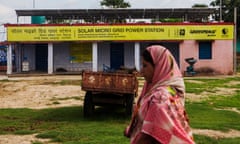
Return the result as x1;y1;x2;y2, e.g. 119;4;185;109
6;45;12;74
92;42;98;71
22;44;35;71
97;42;110;71
53;43;92;72
124;42;135;68
97;42;136;71
53;43;70;71
48;43;53;74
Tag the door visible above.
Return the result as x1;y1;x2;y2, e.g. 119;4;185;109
110;43;124;70
162;42;180;66
35;44;48;72
149;42;180;66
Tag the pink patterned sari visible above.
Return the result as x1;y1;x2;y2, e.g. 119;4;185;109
125;45;195;144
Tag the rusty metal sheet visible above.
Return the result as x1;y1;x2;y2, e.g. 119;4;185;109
81;71;138;94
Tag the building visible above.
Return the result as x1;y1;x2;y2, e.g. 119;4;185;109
3;8;235;75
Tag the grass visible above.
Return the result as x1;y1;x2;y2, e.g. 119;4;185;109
0;107;130;144
186;102;240;131
1;76;240;143
40;80;81;86
184;76;240;94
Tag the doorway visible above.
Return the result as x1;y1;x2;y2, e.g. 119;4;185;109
35;44;48;72
148;42;180;66
110;43;124;70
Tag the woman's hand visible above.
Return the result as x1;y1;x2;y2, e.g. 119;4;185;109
124;126;130;138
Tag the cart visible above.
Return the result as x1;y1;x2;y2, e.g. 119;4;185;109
81;70;138;117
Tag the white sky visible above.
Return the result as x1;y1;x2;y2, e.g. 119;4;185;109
0;0;214;41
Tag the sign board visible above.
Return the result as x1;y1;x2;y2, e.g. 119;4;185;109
70;43;92;63
7;24;234;42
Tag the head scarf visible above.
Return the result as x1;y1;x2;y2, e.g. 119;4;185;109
140;45;185;102
127;45;193;143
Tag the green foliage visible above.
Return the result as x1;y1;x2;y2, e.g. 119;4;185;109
208;93;240;108
184;77;240;94
192;4;208;7
186;102;240;131
210;0;240;39
152;18;183;23
40;80;81;86
0;107;130;143
194;135;240;144
32;141;44;144
100;0;131;8
0;79;10;82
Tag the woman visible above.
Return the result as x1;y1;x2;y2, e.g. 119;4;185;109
124;45;195;144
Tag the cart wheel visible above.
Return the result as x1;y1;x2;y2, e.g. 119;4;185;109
125;94;134;116
83;91;94;117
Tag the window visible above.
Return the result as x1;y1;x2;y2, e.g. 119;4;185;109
199;41;212;59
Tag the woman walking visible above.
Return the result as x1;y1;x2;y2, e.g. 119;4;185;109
124;45;195;144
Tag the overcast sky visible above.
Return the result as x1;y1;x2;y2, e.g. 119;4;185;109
0;0;214;22
0;0;213;10
0;0;214;41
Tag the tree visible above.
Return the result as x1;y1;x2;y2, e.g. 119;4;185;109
100;0;131;8
210;0;240;39
210;0;240;22
192;4;208;8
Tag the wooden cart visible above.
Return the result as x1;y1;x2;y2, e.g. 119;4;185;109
81;70;138;117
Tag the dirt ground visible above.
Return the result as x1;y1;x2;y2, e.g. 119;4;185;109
0;75;240;144
0;75;84;109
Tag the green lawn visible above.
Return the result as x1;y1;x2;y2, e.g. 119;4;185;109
1;76;240;144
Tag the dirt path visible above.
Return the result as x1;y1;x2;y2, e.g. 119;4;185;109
1;75;240;143
0;134;58;144
0;75;84;109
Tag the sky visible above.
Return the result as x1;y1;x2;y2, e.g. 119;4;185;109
0;0;214;41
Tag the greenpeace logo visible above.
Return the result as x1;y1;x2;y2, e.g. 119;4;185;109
222;28;228;35
190;30;216;34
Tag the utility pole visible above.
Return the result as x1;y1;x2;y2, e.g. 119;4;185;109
220;0;222;22
33;0;35;8
234;7;238;74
